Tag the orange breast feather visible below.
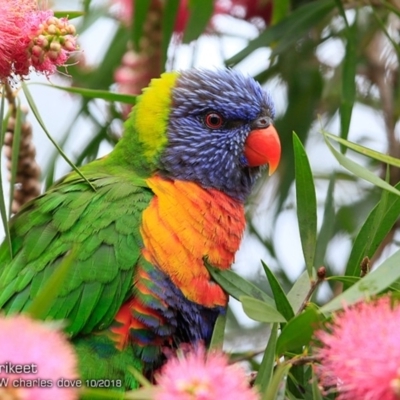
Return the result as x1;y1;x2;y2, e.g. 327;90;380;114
141;175;246;308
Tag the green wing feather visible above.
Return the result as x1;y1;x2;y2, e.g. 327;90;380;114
0;161;153;336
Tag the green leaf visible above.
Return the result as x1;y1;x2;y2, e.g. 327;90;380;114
327;275;360;285
255;323;278;393
80;388;125;399
315;176;336;267
209;314;226;351
27;249;77;319
272;0;334;56
205;260;275;306
321;248;400;313
329;275;400;293
324;131;400;168
372;8;400;56
124;387;155;399
240;296;286;323
311;369;324;400
263;363;291;400
53;11;84;19
183;0;214;43
43;105;82;190
73;25;130;90
333;0;349;27
161;0;180;69
344;181;400;279
287;270;312;314
226;0;335;66
21;82;96;192
81;387;154;399
0;86;12;258
381;1;400;18
132;0;152;52
9;101;22;216
30;83;137;105
323;133;400;197
293;132;317;277
262;261;295;320
271;0;290;24
276;306;322;355
127;366;151;388
340;20;357;149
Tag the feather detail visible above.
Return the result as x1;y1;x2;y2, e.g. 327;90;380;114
0;168;153;337
141;175;246;307
135;72;178;162
110;256;225;368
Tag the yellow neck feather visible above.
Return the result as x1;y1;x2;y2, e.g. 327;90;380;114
134;72;179;162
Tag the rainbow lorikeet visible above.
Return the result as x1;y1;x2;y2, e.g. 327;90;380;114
0;69;280;388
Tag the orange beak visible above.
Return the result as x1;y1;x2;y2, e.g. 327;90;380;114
244;125;281;175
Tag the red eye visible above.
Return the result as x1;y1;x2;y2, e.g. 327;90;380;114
205;112;224;129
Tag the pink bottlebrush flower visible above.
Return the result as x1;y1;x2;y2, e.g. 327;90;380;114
313;296;400;400
0;0;77;81
155;345;259;400
0;314;79;400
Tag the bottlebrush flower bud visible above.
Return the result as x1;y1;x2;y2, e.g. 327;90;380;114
46;23;58;35
0;0;78;81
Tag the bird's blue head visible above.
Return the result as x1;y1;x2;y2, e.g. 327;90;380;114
159;69;281;202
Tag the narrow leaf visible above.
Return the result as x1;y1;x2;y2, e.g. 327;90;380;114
263;363;291;400
125;387;156;400
0;86;12;258
311;369;324;400
293;133;317;276
324;135;400;197
345;181;400;278
240;296;286;323
205;260;275;306
382;1;400;18
161;0;180;68
27;249;77;319
315;176;336;267
209;314;226;351
327;275;360;285
255;323;278;392
356;168;390;267
183;0;214;43
324;130;400;168
276;306;321;355
81;387;154;399
132;0;151;52
372;8;400;55
74;25;130;90
80;388;125;399
9;101;22;216
124;387;156;400
334;0;349;27
322;248;400;313
287;270;312;314
31;83;137;105
226;0;335;66
53;11;84;19
21;82;96;192
340;20;357;148
127;367;151;388
262;261;295;320
271;0;290;24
